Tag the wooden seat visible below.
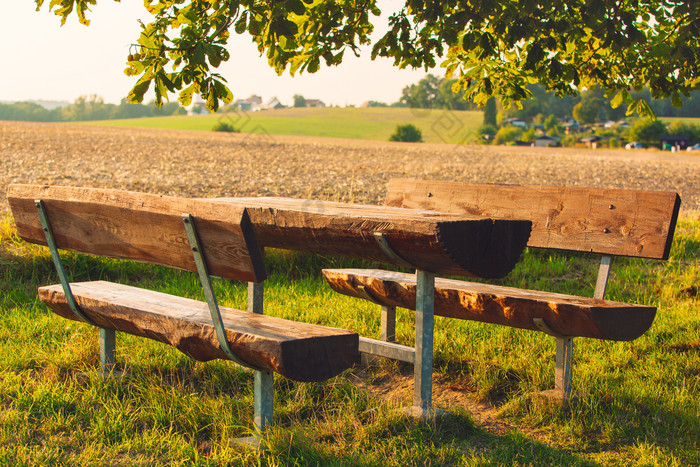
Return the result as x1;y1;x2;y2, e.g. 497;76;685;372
40;281;358;382
322;269;656;341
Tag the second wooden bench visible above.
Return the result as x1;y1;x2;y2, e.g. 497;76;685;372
323;179;681;407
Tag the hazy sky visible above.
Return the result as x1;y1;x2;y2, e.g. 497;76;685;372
1;2;434;107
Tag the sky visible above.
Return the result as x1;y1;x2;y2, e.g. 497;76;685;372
0;2;434;107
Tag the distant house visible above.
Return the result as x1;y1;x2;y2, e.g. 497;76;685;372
305;99;326;108
235;95;263;112
263;96;285;110
187;96;209;116
579;135;602;148
660;134;690;151
533;135;561;147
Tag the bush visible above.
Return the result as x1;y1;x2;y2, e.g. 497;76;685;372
493;126;523;145
629;118;666;146
389;124;423;142
212;121;238;132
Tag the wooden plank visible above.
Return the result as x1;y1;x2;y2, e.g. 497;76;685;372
205;197;532;279
385;179;681;259
322;269;657;341
8;184;266;283
39;281;360;382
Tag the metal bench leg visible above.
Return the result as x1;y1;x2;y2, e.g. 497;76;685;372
249;281;273;433
380;305;396;342
254;369;274;432
555;337;573;396
100;328;116;374
413;269;435;414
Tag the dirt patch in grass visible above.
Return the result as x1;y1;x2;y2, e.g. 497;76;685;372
2;121;699;214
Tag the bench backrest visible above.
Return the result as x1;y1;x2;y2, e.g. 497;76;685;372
8;184;266;283
385;179;681;259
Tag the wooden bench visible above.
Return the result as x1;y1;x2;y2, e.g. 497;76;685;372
323;179;681;408
8;184;360;442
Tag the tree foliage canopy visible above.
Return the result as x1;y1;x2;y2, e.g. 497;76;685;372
36;0;699;114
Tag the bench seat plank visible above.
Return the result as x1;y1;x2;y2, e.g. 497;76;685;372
39;281;359;382
322;269;656;341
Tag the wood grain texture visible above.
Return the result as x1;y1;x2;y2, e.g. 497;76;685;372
39;281;359;382
206;197;532;279
8;184;266;283
322;269;657;341
385;179;681;259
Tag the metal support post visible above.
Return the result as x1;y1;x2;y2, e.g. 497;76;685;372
182;214;261;371
254;369;274;432
413;269;435;411
248;282;264;315
555;337;573;395
248;280;272;433
380;305;396;342
100;328;116;374
594;255;614;300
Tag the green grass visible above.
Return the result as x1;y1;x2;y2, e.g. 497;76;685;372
1;213;699;465
84;107;484;145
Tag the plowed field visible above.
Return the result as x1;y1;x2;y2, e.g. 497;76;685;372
2;121;699;214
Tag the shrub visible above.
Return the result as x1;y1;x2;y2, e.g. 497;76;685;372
212;121;238;132
493;126;523;145
389;124;423;142
629;118;666;146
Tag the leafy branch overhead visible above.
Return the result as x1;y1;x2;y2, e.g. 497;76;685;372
36;0;699;114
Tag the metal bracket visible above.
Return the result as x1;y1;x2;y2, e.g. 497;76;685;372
532;317;569;339
594;255;614;300
35;200;96;326
373;233;415;270
182;214;262;371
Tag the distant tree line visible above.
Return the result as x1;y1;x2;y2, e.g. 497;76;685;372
400;76;700;122
0;95;185;122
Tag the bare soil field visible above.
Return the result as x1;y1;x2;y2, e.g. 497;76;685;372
2;121;699;214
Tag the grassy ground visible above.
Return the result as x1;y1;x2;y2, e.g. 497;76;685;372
84;107;484;145
1;211;698;466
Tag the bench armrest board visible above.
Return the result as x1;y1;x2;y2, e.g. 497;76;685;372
386;179;681;259
8;184;266;283
322;269;656;341
39;281;359;382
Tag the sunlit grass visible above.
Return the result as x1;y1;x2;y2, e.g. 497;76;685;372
1;213;698;465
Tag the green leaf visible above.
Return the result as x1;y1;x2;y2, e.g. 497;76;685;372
671;91;683;108
286;0;306;16
127;74;152;104
178;83;197;107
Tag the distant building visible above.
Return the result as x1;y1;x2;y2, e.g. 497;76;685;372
263;96;285;110
579;135;602;148
660;134;690;151
187;95;209;116
235;95;264;112
305;99;326;108
533;135;561;147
